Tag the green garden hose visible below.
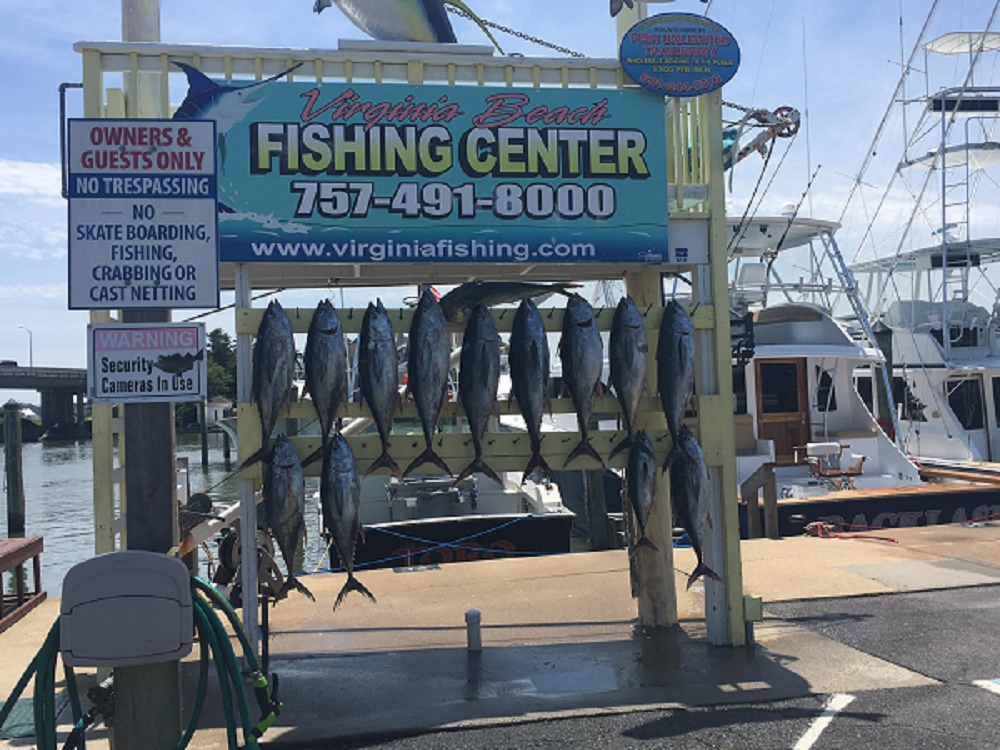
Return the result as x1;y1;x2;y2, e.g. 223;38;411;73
0;574;280;750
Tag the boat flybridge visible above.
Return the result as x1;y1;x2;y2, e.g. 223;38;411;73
852;239;1000;464
848;29;1000;467
728;215;922;499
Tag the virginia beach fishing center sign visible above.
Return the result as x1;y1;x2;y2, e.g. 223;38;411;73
169;71;676;265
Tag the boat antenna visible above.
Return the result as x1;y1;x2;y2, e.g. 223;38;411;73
837;0;941;231
769;165;822;267
802;17;814;217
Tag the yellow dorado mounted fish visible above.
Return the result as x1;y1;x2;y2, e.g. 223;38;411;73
313;0;504;52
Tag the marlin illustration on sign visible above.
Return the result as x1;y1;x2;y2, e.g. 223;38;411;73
172;61;303;178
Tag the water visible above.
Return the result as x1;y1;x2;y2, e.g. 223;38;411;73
0;433;279;598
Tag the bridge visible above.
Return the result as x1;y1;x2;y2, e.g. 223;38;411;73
0;365;88;435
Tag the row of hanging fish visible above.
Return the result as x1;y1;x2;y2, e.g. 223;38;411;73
251;285;713;597
245;286;698;482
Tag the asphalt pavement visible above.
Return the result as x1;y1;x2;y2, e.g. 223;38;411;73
275;584;1000;748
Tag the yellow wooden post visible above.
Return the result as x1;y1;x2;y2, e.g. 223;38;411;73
698;89;746;646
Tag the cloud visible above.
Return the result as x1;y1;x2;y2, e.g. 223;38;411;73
0;159;63;199
0;283;66;302
0;160;67;264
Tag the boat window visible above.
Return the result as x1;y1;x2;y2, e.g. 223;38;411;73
759;362;800;413
892;377;927;422
946;378;984;431
992;377;1000;428
930;326;979;348
855;374;874;412
815;367;837;412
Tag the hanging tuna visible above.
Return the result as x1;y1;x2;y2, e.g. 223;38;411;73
657;299;695;472
359;299;401;477
242;300;296;469
403;288;452;477
610;296;649;459
559;295;606;469
509;298;554;484
454;304;502;487
303;299;348;464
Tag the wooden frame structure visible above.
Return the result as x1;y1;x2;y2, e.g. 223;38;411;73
79;14;748;649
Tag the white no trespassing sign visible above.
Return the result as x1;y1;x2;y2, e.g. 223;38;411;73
68;119;219;310
88;323;206;403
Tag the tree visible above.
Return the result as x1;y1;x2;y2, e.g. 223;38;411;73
207;328;236;400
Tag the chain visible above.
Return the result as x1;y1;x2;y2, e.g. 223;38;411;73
446;7;586;57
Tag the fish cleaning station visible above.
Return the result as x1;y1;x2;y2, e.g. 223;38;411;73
2;2;846;748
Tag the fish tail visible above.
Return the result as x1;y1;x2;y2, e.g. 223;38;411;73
403;447;452;478
521;451;555;484
661;445;679;475
686;561;722;590
365;449;402;478
238;443;268;470
629;535;659;557
455;458;504;489
563;439;607;469
333;573;377;611
608;434;634;460
282;575;316;602
443;0;505;53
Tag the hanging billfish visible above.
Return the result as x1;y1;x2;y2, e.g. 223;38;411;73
242;300;296;469
313;0;503;50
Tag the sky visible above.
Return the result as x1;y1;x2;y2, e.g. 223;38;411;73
0;0;996;404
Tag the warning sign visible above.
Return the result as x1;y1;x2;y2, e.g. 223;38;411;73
88;323;206;403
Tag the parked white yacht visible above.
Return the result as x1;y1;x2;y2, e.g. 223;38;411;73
848;28;1000;468
728;215;922;498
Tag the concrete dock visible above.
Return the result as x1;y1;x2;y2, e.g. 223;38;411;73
3;522;1000;747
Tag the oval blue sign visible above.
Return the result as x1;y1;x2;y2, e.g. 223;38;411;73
619;13;740;97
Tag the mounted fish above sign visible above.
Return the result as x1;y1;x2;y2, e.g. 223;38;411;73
312;0;504;52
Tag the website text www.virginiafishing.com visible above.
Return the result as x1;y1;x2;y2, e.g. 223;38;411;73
248;237;598;262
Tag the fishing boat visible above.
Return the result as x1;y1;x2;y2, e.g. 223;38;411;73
726;215;923;502
847;26;1000;475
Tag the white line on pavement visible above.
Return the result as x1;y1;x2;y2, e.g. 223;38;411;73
793;693;856;750
973;679;1000;696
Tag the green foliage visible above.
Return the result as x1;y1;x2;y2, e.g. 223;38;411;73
207;329;236;400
